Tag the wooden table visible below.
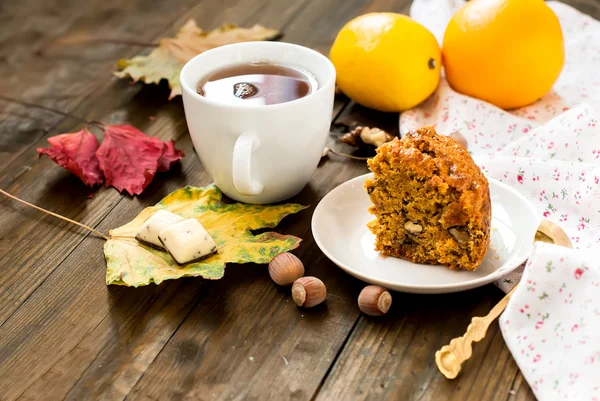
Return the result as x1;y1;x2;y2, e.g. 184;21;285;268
1;0;597;399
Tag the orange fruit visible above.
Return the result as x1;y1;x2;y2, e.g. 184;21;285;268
442;0;564;109
330;13;441;112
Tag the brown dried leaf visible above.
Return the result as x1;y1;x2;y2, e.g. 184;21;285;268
114;20;280;99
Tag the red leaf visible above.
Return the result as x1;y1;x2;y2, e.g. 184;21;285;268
96;125;183;196
96;125;162;195
37;123;183;196
37;128;103;186
157;140;185;172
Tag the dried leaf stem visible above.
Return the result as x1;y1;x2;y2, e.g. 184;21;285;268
61;37;159;47
325;148;370;161
0;95;105;129
0;189;110;240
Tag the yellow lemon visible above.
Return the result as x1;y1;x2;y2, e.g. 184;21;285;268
330;13;441;112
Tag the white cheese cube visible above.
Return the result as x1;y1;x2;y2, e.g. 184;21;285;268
135;210;184;249
158;218;218;264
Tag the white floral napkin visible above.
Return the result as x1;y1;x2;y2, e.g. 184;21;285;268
500;242;600;400
403;0;600;286
477;103;600;292
403;1;600;399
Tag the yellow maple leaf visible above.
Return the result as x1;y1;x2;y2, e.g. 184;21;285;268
105;184;306;287
114;20;280;99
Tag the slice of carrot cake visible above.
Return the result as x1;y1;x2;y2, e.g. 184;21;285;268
365;126;491;271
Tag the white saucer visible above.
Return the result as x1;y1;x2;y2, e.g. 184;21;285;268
311;173;539;294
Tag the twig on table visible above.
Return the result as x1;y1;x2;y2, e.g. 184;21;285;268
0;189;109;241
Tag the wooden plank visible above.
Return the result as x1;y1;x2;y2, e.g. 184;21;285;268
0;84;186;326
0;0;318;399
314;287;528;401
124;1;420;400
508;373;537;401
314;0;600;396
312;0;599;396
0;0;208;173
314;47;536;401
564;0;600;16
0;0;215;323
124;160;367;400
11;135;209;401
0;0;302;326
4;0;591;399
0;0;310;178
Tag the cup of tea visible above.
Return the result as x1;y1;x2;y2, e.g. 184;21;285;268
180;41;336;204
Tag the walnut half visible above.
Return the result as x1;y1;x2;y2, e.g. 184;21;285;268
449;228;470;243
404;221;423;234
341;126;394;148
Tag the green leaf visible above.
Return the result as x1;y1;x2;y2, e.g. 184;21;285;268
105;184;306;286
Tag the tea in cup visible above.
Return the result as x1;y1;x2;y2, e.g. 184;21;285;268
180;41;336;204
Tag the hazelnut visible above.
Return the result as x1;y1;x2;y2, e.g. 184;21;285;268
404;221;423;233
292;276;327;308
358;285;392;316
268;252;304;286
449;228;470;243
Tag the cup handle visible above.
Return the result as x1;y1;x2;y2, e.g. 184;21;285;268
232;132;264;196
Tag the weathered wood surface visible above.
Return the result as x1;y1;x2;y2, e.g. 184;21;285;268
0;0;595;400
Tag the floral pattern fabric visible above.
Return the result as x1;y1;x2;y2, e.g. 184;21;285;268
404;0;600;289
500;243;600;401
404;1;600;399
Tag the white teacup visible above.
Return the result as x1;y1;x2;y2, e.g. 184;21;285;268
180;41;336;204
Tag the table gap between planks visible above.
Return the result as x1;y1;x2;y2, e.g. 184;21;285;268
1;0;596;400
